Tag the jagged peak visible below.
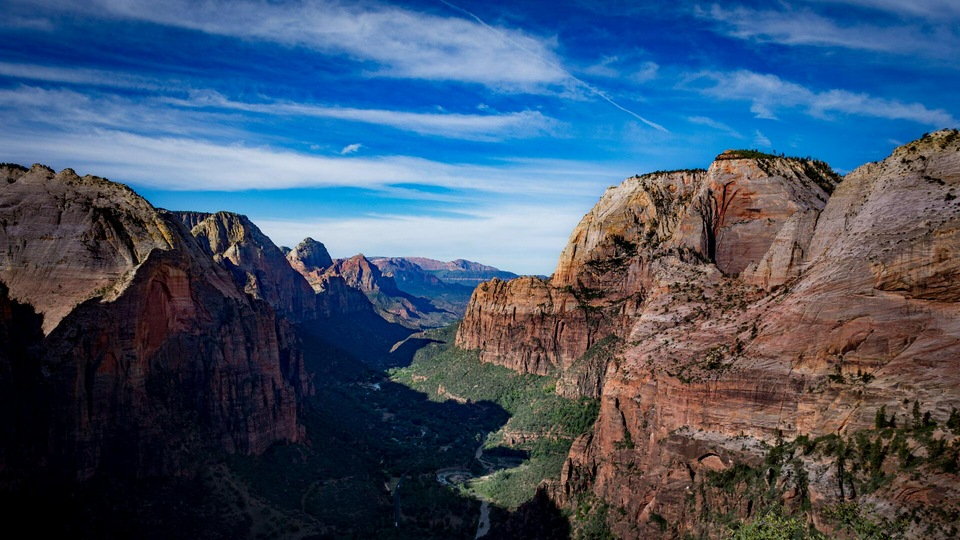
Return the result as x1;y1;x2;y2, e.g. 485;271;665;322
288;237;333;271
0;162;28;172
29;163;54;174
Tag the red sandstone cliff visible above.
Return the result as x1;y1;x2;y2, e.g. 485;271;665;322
0;165;305;479
457;131;960;537
457;152;836;393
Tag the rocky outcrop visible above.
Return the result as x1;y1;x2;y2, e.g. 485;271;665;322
460;131;960;537
457;152;835;381
0;165;305;480
331;254;391;294
0;164;178;334
280;237;370;317
173;211;316;320
307;253;457;329
285;237;333;288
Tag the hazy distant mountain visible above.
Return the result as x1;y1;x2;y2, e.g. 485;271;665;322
369;257;475;315
396;257;519;286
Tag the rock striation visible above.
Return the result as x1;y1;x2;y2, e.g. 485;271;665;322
457;152;837;384
0;165;306;480
290;250;458;329
0;164;178;334
173;211;317;320
457;132;960;538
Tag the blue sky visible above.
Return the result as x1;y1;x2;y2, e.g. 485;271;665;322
0;0;956;275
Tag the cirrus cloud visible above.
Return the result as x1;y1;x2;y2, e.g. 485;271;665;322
687;70;956;127
41;0;568;92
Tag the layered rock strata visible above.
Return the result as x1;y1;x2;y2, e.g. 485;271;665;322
458;132;960;537
457;152;836;383
0;165;305;479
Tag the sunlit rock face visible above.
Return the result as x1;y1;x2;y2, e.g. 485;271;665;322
457;150;836;381
459;131;960;538
174;210;318;321
0;165;305;479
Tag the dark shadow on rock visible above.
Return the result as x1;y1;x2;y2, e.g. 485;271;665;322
388;337;444;366
300;310;417;371
486;487;571;540
230;316;517;538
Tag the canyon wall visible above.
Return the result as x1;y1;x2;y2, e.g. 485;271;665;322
458;131;960;537
0;165;306;479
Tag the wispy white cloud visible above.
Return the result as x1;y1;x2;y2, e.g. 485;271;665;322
0;85;250;140
40;0;567;92
436;0;666;130
0;15;55;31
753;130;771;147
688;70;956;127
170;90;560;140
582;56;621;78
583;56;659;83
0;61;164;90
0;82;559;142
10;1;667;129
696;3;959;58
0;126;615;197
686;116;743;138
340;143;362;155
631;61;660;83
805;0;960;20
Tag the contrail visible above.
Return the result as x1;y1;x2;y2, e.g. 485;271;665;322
438;0;668;132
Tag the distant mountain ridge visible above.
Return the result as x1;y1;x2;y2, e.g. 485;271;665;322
374;256;519;287
280;248;516;328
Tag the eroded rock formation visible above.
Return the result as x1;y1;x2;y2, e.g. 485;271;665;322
293;251;457;329
0;165;305;479
173;210;317;320
458;131;960;538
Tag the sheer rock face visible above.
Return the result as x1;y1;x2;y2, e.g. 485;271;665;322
173;211;316;321
283;238;371;316
458;276;585;376
677;154;833;277
0;166;304;479
0;165;178;334
330;254;393;294
460;131;960;538
457;153;833;378
563;133;960;538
